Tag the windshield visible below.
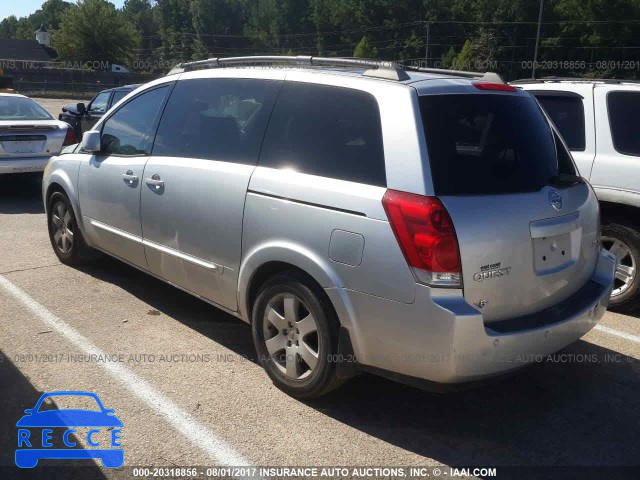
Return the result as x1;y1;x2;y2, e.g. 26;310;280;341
420;93;558;196
0;96;54;121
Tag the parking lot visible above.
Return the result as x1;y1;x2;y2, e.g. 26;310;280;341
0;100;638;478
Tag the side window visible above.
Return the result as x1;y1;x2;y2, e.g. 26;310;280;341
88;92;111;114
608;91;640;156
533;93;586;151
259;82;386;187
111;90;130;106
154;78;281;164
101;86;169;156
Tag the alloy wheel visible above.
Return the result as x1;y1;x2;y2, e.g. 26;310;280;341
262;293;320;380
602;236;637;297
50;200;75;254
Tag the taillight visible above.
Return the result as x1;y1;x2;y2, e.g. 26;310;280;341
382;190;462;287
473;82;516;92
62;127;76;147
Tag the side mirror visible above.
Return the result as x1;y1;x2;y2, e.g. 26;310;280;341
24;409;34;415
81;131;101;153
77;102;86;114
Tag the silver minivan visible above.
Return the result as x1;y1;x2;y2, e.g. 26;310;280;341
43;57;616;398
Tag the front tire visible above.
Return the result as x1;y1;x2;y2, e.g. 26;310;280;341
601;222;640;312
252;273;345;399
47;191;93;265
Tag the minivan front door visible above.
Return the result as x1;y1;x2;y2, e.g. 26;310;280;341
78;85;171;267
140;76;282;310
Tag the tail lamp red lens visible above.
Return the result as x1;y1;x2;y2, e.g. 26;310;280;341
62;127;76;147
382;190;461;284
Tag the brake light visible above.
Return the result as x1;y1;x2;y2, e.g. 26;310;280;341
382;190;462;287
473;82;516;92
62;127;76;147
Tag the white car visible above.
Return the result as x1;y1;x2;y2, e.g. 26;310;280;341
0;93;76;175
516;79;640;312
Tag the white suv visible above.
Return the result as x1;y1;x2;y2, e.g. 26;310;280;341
516;79;640;312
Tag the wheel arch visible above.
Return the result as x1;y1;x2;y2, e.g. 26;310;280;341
237;243;350;327
44;167;85;233
599;200;640;230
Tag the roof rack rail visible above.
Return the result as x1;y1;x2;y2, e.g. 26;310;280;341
167;55;505;83
511;76;640;85
167;55;411;81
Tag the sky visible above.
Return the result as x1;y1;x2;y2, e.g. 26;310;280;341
1;0;127;22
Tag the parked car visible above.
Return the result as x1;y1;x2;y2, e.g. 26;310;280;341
59;84;141;137
0;93;76;175
516;79;640;312
42;57;615;398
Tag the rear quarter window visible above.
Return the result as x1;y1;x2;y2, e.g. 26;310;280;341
420;93;558;196
259;82;386;187
533;94;586;151
608;91;640;156
111;90;130;105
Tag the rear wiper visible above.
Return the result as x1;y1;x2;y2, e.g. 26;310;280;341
548;174;584;187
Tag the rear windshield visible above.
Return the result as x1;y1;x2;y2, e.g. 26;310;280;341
0;96;53;121
420;94;558;196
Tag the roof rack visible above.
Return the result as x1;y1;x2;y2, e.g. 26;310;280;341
167;55;505;83
167;55;410;81
511;76;640;85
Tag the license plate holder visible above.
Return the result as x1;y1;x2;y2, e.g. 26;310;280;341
532;230;579;275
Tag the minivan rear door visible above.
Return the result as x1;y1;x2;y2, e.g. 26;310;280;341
419;90;600;324
140;75;282;311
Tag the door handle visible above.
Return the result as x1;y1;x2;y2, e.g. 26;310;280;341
122;170;138;185
145;174;164;190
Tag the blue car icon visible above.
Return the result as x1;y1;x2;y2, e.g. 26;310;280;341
16;391;123;468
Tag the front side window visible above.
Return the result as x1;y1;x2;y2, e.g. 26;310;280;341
608;91;640;156
101;86;169;156
259;82;386;187
88;92;111;113
154;78;280;164
533;94;586;151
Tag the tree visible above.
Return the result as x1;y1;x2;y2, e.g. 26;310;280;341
440;46;458;69
52;0;139;67
0;16;20;40
35;0;72;30
353;35;377;58
0;0;72;40
123;0;157;38
453;39;473;70
123;0;158;59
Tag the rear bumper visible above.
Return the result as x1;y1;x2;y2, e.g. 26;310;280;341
327;248;616;384
0;156;51;174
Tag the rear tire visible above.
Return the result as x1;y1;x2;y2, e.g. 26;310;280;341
252;273;345;399
47;191;94;265
601;222;640;313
